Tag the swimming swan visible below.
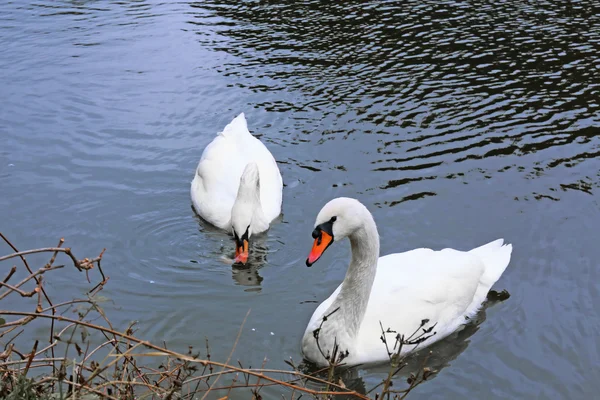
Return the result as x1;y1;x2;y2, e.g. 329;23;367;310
191;113;283;264
302;197;512;366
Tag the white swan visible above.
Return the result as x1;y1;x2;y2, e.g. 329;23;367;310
302;197;512;367
191;113;283;264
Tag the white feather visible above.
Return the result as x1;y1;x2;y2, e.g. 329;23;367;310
302;197;512;366
190;113;283;235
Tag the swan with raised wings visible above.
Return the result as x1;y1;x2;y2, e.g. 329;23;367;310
191;113;283;264
302;197;512;366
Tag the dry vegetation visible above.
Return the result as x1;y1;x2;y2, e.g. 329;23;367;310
0;233;434;399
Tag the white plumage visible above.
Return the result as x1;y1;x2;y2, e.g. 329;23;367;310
302;197;512;367
191;113;283;237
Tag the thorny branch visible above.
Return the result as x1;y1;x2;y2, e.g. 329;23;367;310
373;319;438;399
1;233;107;383
0;234;373;399
308;306;440;399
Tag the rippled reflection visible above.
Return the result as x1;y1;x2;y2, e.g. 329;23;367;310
187;0;600;205
192;205;274;289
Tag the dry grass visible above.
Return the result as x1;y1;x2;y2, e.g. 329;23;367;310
0;233;433;399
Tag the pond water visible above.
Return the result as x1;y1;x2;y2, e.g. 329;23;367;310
1;1;599;398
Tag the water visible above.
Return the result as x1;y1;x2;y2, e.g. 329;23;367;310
1;0;599;398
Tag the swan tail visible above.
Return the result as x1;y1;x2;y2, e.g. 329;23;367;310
470;238;513;290
460;239;512;320
219;112;249;138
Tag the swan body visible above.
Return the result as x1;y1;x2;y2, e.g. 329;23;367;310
302;197;512;367
191;113;283;262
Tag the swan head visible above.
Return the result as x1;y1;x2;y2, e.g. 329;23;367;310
306;197;369;266
231;163;260;265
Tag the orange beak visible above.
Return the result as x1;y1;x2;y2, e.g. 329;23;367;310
306;231;333;267
234;239;249;265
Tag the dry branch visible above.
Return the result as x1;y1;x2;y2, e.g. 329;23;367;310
1;234;384;400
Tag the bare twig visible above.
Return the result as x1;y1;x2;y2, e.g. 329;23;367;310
0;265;64;301
22;340;38;377
201;308;250;400
2;266;16;284
0;237;376;400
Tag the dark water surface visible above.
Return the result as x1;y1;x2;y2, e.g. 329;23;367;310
1;0;600;398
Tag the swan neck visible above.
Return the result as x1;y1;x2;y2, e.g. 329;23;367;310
237;177;260;203
333;214;380;338
232;167;267;231
235;165;262;207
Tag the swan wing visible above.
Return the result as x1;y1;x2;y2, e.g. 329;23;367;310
191;113;283;229
353;242;511;364
228;115;283;223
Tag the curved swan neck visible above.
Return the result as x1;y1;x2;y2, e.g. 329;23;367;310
236;179;261;204
332;211;380;337
231;165;268;232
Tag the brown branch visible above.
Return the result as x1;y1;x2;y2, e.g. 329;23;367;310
1;316;37;329
0;281;37;297
0;239;371;400
85;342;144;386
155;363;184;386
35;276;43;313
34;322;76;357
1;357;66;367
254;356;269;393
2;266;16;284
94;379;171;394
23;340;39;376
0;311;368;399
46;238;64;268
0;247;82;269
0;233;74;382
82;339;117;364
0;233;33;271
38;298;91;314
44;377;120;400
0;265;64;300
0;343;14;361
0;239;104;273
181;366;330;392
202;308;250;400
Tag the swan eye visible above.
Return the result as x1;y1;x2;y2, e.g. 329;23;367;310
312;216;336;240
311;228;320;239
